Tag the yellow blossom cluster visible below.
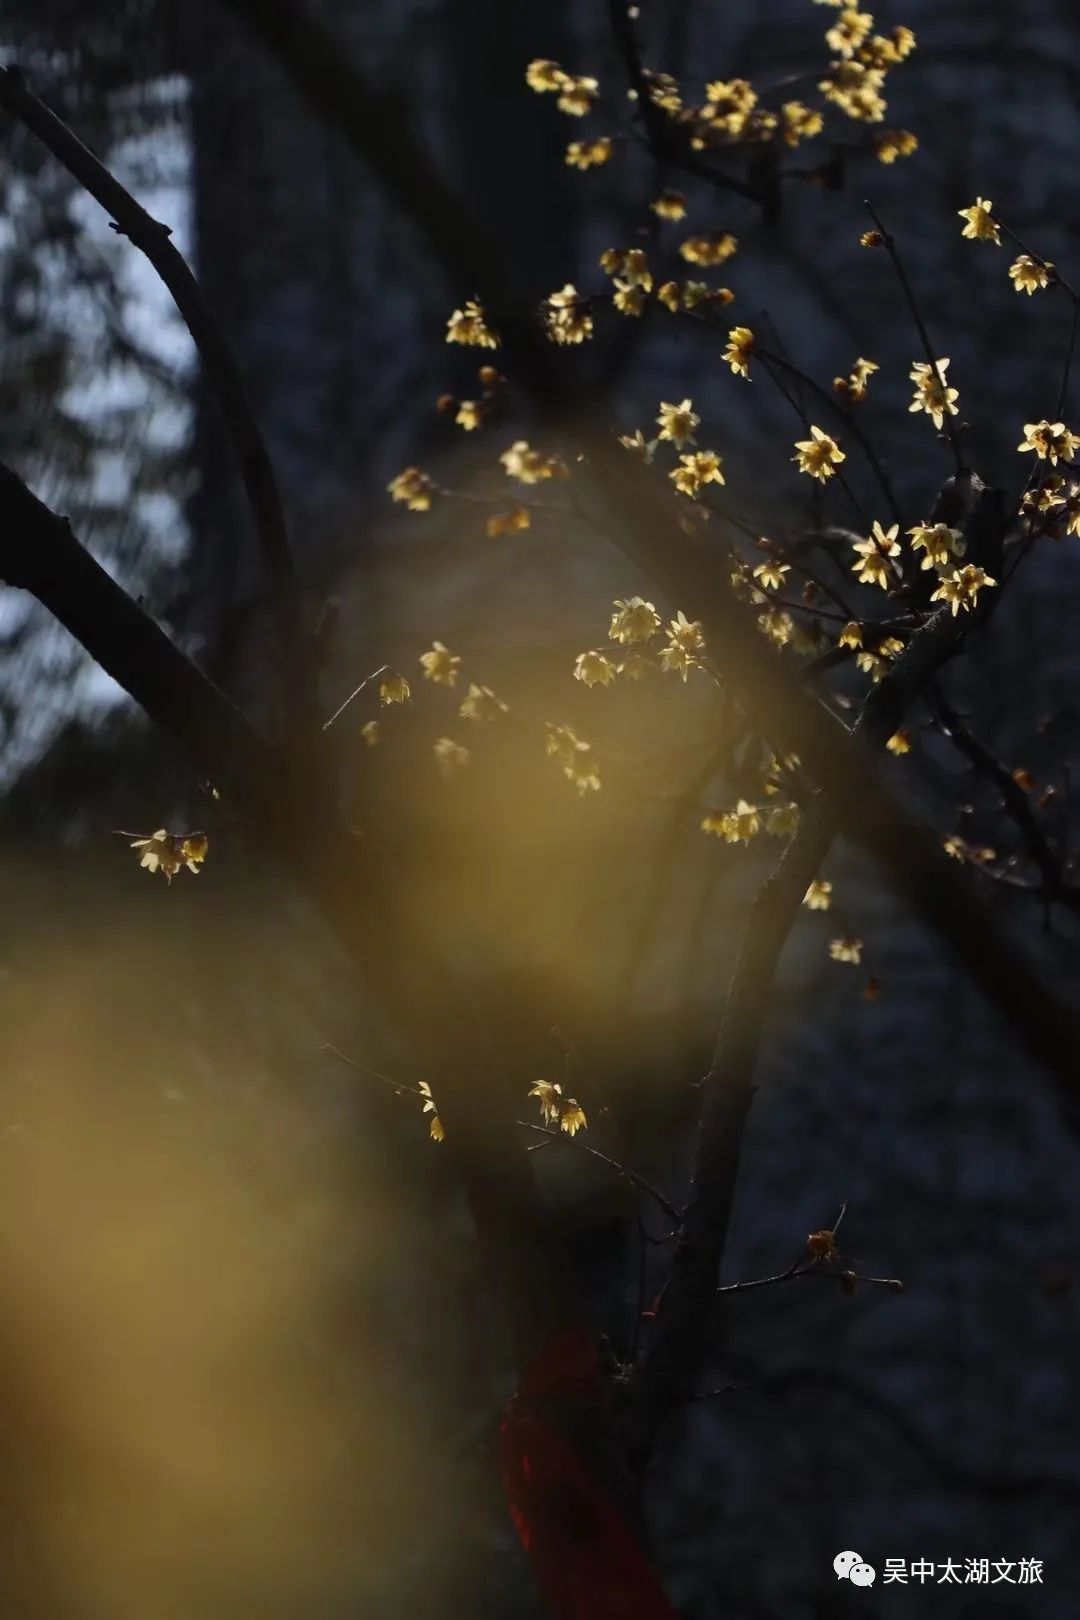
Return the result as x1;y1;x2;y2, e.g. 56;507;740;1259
545;722;601;794
565;136;613;170
833;356;879;400
446;298;499;348
500;441;568;483
543;283;593;344
792;424;845;481
387;466;435;511
909;358;958;430
525;59;599;117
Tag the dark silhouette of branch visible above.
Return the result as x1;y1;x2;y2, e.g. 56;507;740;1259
628;472;1010;1461
0;63;313;725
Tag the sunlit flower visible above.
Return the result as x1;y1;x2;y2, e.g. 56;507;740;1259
1008;255;1053;295
543;283;594;344
682;281;734;309
907;521;965;571
651;190;687;219
834;356;879;401
446;299;499;348
825;8;874;58
958;197;1000;244
609;596;661;644
874;128;918;164
613;280;647;316
909;358;959;429
526;59;567;93
388;466;435;511
679;232;738;267
929;564;997;614
793;424;845;480
804;879;833;910
851;521;900;588
656;397;700;447
500;440;567;483
886;729;913;754
455;399;483;431
724;325;755;378
419;640;461;686
829;936;863;964
670;449;725;497
781;100;824;145
573;649;618;687
556;74;599;117
838;621;863;648
753;560;790;591
1017;420;1080;464
565;136;613;169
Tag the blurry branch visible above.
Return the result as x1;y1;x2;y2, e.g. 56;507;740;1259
0;64;314;729
630;475;1006;1458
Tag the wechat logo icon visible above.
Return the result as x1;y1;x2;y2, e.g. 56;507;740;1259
834;1551;876;1587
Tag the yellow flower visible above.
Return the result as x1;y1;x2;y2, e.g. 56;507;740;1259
886;729;913;754
1017;420;1080;464
825;8;874;58
704;77;757;116
613;280;647;316
556;74;599;117
958;197;1000;244
851;521;900;589
874;129;918;164
485;506;531;537
820;60;886;122
459;682;508;722
669;449;725;497
433;737;470;776
829;936;863;964
909;358;959;430
860;229;883;247
656;280;681;312
834;356;879;401
929;564;997;614
418;1080;444;1143
908;521;965;571
526;59;567;93
838;621;863;648
890;24;916;57
360;720;380;748
658;610;705;678
565;136;613;169
723;326;755;379
679;232;738;267
609;596;661;644
1008;255;1053;295
545;722;600;792
419;640;461;686
781;100;824;145
656;397;700;447
446;299;499;348
793;424;845;480
682;281;734;309
651;190;687;220
543;283;593;344
387;466;435;511
379;671;411;705
618;249;653;290
455;399;483;431
573;649;618;687
753;560;789;591
528;1079;587;1135
803;879;832;910
123;829;206;884
500;440;567;483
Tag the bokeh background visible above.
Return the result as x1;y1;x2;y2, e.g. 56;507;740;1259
2;2;1080;1616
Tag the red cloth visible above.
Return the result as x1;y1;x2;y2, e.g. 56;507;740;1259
499;1328;679;1620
